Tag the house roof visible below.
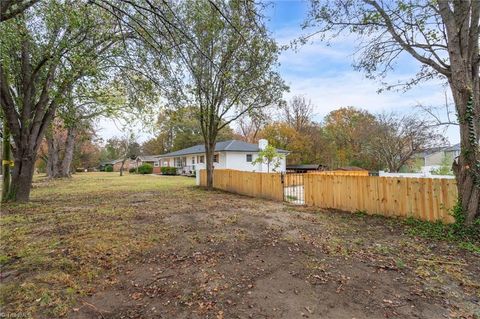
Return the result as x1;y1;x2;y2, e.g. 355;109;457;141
136;155;160;162
414;144;460;158
287;164;326;170
444;143;460;152
157;140;289;158
99;160;115;166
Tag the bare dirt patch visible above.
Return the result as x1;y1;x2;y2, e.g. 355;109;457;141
1;173;479;319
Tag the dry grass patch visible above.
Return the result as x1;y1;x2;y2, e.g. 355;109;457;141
0;172;195;318
1;172;479;319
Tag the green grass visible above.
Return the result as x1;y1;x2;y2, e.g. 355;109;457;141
0;172;195;318
404;216;480;254
286;195;298;201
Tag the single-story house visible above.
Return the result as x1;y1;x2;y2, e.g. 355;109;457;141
156;139;289;175
112;158;136;172
99;160;115;171
135;155;162;174
99;158;135;172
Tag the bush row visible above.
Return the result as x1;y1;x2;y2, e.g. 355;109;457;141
161;166;177;175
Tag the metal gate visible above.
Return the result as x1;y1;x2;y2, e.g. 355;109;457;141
281;173;305;205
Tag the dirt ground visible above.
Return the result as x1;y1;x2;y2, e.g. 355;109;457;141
1;173;479;319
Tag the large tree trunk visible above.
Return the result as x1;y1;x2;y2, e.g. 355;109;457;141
451;93;480;224
119;159;125;176
9;148;37;202
46;125;77;178
205;141;215;189
46;134;60;178
440;1;480;224
2;117;11;201
59;126;76;177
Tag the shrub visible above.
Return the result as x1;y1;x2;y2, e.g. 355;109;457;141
138;163;153;174
161;166;177;175
104;165;113;172
129;167;136;174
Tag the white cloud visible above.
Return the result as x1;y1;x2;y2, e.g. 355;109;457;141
273;25;459;143
94;23;460;145
94;118;154;144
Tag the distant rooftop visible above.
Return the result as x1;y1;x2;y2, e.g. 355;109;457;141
443;143;460;152
157;140;289;158
287;164;326;170
136;155;161;162
415;144;460;158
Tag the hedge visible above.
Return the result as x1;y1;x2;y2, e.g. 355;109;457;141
161;166;177;175
138;163;153;174
104;165;113;172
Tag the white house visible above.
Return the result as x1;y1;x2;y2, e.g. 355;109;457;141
156;139;288;175
413;143;461;174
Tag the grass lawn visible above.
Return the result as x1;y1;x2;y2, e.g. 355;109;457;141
1;172;479;319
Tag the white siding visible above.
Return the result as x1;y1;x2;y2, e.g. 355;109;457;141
162;151;287;173
225;152;262;171
189;152;227;171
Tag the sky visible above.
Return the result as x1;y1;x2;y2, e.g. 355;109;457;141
96;0;460;145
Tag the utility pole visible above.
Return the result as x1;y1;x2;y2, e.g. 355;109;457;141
2;118;11;201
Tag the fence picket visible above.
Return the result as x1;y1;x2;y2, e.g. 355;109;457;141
199;169;457;223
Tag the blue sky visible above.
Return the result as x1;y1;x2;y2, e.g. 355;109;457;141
97;1;459;144
264;1;458;143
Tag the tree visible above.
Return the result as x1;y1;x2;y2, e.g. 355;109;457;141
142;106;235;155
236;109;271;143
305;0;480;223
46;66;157;178
116;133;140;176
2;117;12;201
0;1;123;201
323;107;380;169
160;0;286;189
252;144;283;173
281;96;314;133
0;0;39;22
369;113;446;172
259;122;311;164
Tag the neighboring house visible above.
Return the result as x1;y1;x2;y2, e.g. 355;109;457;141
99;158;135;172
112;159;135;172
135;155;162;174
156;139;289;175
99;160;115;171
412;143;460;173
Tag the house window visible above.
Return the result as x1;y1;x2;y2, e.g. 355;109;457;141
246;154;252;162
199;155;204;163
192;157;195;165
213;154;219;163
175;158;182;167
154;161;159;167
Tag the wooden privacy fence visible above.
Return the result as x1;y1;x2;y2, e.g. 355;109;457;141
308;171;370;176
304;174;457;223
199;169;283;201
199;169;458;223
284;170;369;187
